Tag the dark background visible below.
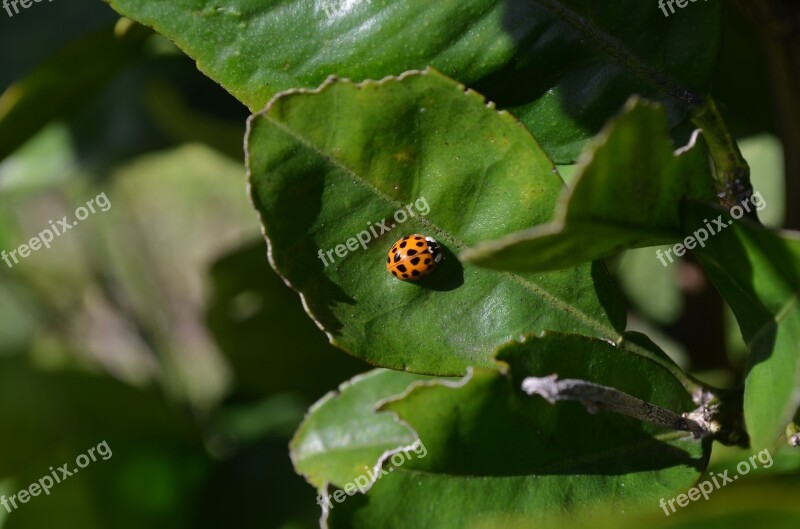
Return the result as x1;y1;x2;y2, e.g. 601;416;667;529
0;1;795;527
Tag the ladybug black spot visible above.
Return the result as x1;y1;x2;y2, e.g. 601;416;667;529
386;256;390;263
394;254;401;263
424;258;431;264
397;264;408;272
416;241;424;247
406;249;417;256
391;270;398;277
412;270;420;276
410;257;420;265
400;241;407;249
402;273;409;278
415;236;422;240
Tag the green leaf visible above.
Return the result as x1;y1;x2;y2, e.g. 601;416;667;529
290;369;441;490
105;0;721;162
326;333;708;527
684;201;800;449
247;68;628;376
461;98;717;272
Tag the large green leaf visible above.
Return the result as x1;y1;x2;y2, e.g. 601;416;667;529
105;0;721;162
684;201;800;450
325;333;709;528
290;369;442;490
247;68;630;376
461;98;717;272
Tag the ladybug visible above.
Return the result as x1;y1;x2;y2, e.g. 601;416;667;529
386;234;442;281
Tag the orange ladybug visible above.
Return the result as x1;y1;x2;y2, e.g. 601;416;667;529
386;234;442;281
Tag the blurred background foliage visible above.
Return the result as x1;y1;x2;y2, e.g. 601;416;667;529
0;0;796;528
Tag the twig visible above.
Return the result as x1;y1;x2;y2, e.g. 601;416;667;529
690;99;755;213
521;374;712;438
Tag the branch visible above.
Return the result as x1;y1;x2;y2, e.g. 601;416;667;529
521;374;713;438
690;99;755;214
